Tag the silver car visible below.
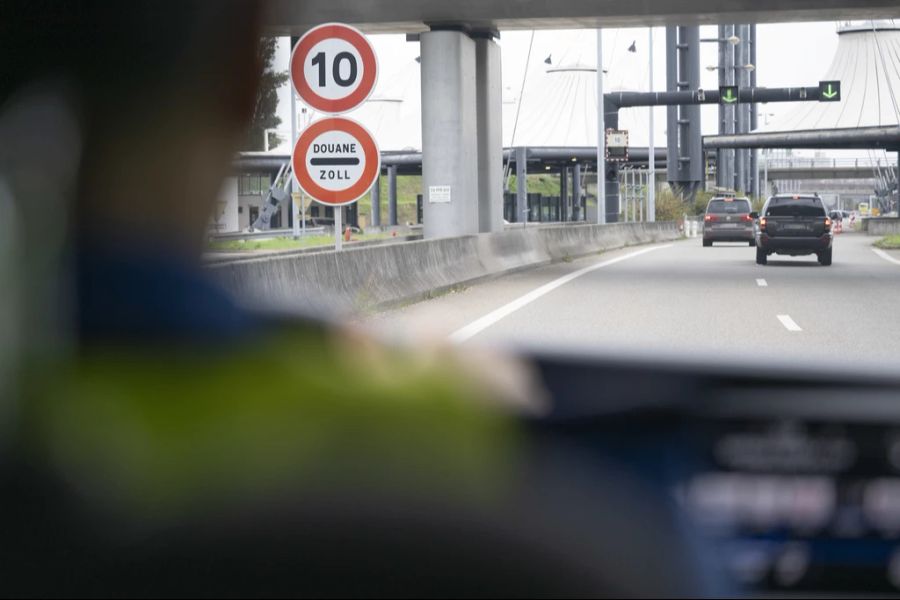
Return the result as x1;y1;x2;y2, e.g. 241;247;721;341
702;197;755;247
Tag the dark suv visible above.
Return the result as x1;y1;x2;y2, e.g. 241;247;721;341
702;197;754;247
755;194;833;266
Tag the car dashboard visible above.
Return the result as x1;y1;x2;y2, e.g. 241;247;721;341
530;350;900;596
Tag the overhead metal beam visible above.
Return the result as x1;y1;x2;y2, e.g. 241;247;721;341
704;127;900;150
235;147;667;174
263;0;900;34
607;86;825;108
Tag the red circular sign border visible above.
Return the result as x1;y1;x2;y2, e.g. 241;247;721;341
293;117;380;206
291;23;378;114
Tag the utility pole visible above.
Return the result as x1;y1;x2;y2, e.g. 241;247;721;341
725;24;736;191
648;27;656;222
597;28;606;224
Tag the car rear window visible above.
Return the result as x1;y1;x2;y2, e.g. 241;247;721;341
707;199;751;214
766;198;826;217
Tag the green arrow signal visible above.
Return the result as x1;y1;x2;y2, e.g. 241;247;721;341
723;89;737;103
822;84;838;99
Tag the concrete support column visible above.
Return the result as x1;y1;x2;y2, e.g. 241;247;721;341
515;147;527;223
560;167;569;221
573;163;583;221
370;173;381;228
387;164;398;226
420;29;479;238
475;33;503;233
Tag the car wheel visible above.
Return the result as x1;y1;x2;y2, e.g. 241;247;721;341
703;239;712;247
756;247;767;265
749;240;756;247
819;247;833;266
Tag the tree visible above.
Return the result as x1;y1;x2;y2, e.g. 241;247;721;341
244;37;289;151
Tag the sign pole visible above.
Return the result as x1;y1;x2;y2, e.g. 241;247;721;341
291;23;379;251
335;207;343;251
648;27;656;222
290;36;301;240
291;91;300;237
596;29;606;225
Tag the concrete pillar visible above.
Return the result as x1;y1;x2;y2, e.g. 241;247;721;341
515;146;527;223
420;29;479;238
573;163;583;221
388;164;398;226
475;33;503;233
370;173;381;228
560;167;569;221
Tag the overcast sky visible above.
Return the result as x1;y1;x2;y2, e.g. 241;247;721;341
271;22;878;157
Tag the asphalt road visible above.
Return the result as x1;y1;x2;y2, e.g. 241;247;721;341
366;232;900;370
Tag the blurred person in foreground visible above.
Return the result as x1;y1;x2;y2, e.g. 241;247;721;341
0;2;714;597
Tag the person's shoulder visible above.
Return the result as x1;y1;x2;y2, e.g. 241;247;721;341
24;316;541;514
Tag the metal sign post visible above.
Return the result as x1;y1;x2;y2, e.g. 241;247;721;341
334;205;343;251
648;27;656;222
596;29;606;224
290;23;379;252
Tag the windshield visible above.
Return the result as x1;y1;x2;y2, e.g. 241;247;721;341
7;3;900;599
708;199;751;214
766;199;827;217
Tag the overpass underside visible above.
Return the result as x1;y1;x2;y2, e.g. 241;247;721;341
264;1;900;34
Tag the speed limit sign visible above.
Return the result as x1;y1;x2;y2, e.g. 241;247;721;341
291;23;378;114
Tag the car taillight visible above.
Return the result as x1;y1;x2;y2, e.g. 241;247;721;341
759;217;767;231
825;217;832;232
741;214;753;222
704;214;717;222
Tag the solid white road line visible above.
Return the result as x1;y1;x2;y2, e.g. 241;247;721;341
449;245;673;344
873;248;900;266
756;278;768;287
777;314;803;332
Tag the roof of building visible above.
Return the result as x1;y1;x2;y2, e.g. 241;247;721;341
757;21;900;133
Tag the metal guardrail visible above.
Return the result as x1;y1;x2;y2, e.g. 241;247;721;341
208;227;326;241
766;157;899;170
204;233;424;265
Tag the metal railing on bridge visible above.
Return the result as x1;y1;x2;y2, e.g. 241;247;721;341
766;157;899;170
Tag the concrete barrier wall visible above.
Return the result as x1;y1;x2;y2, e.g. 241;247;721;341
866;218;900;236
210;222;679;313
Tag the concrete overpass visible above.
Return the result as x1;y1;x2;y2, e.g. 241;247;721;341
264;1;900;34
